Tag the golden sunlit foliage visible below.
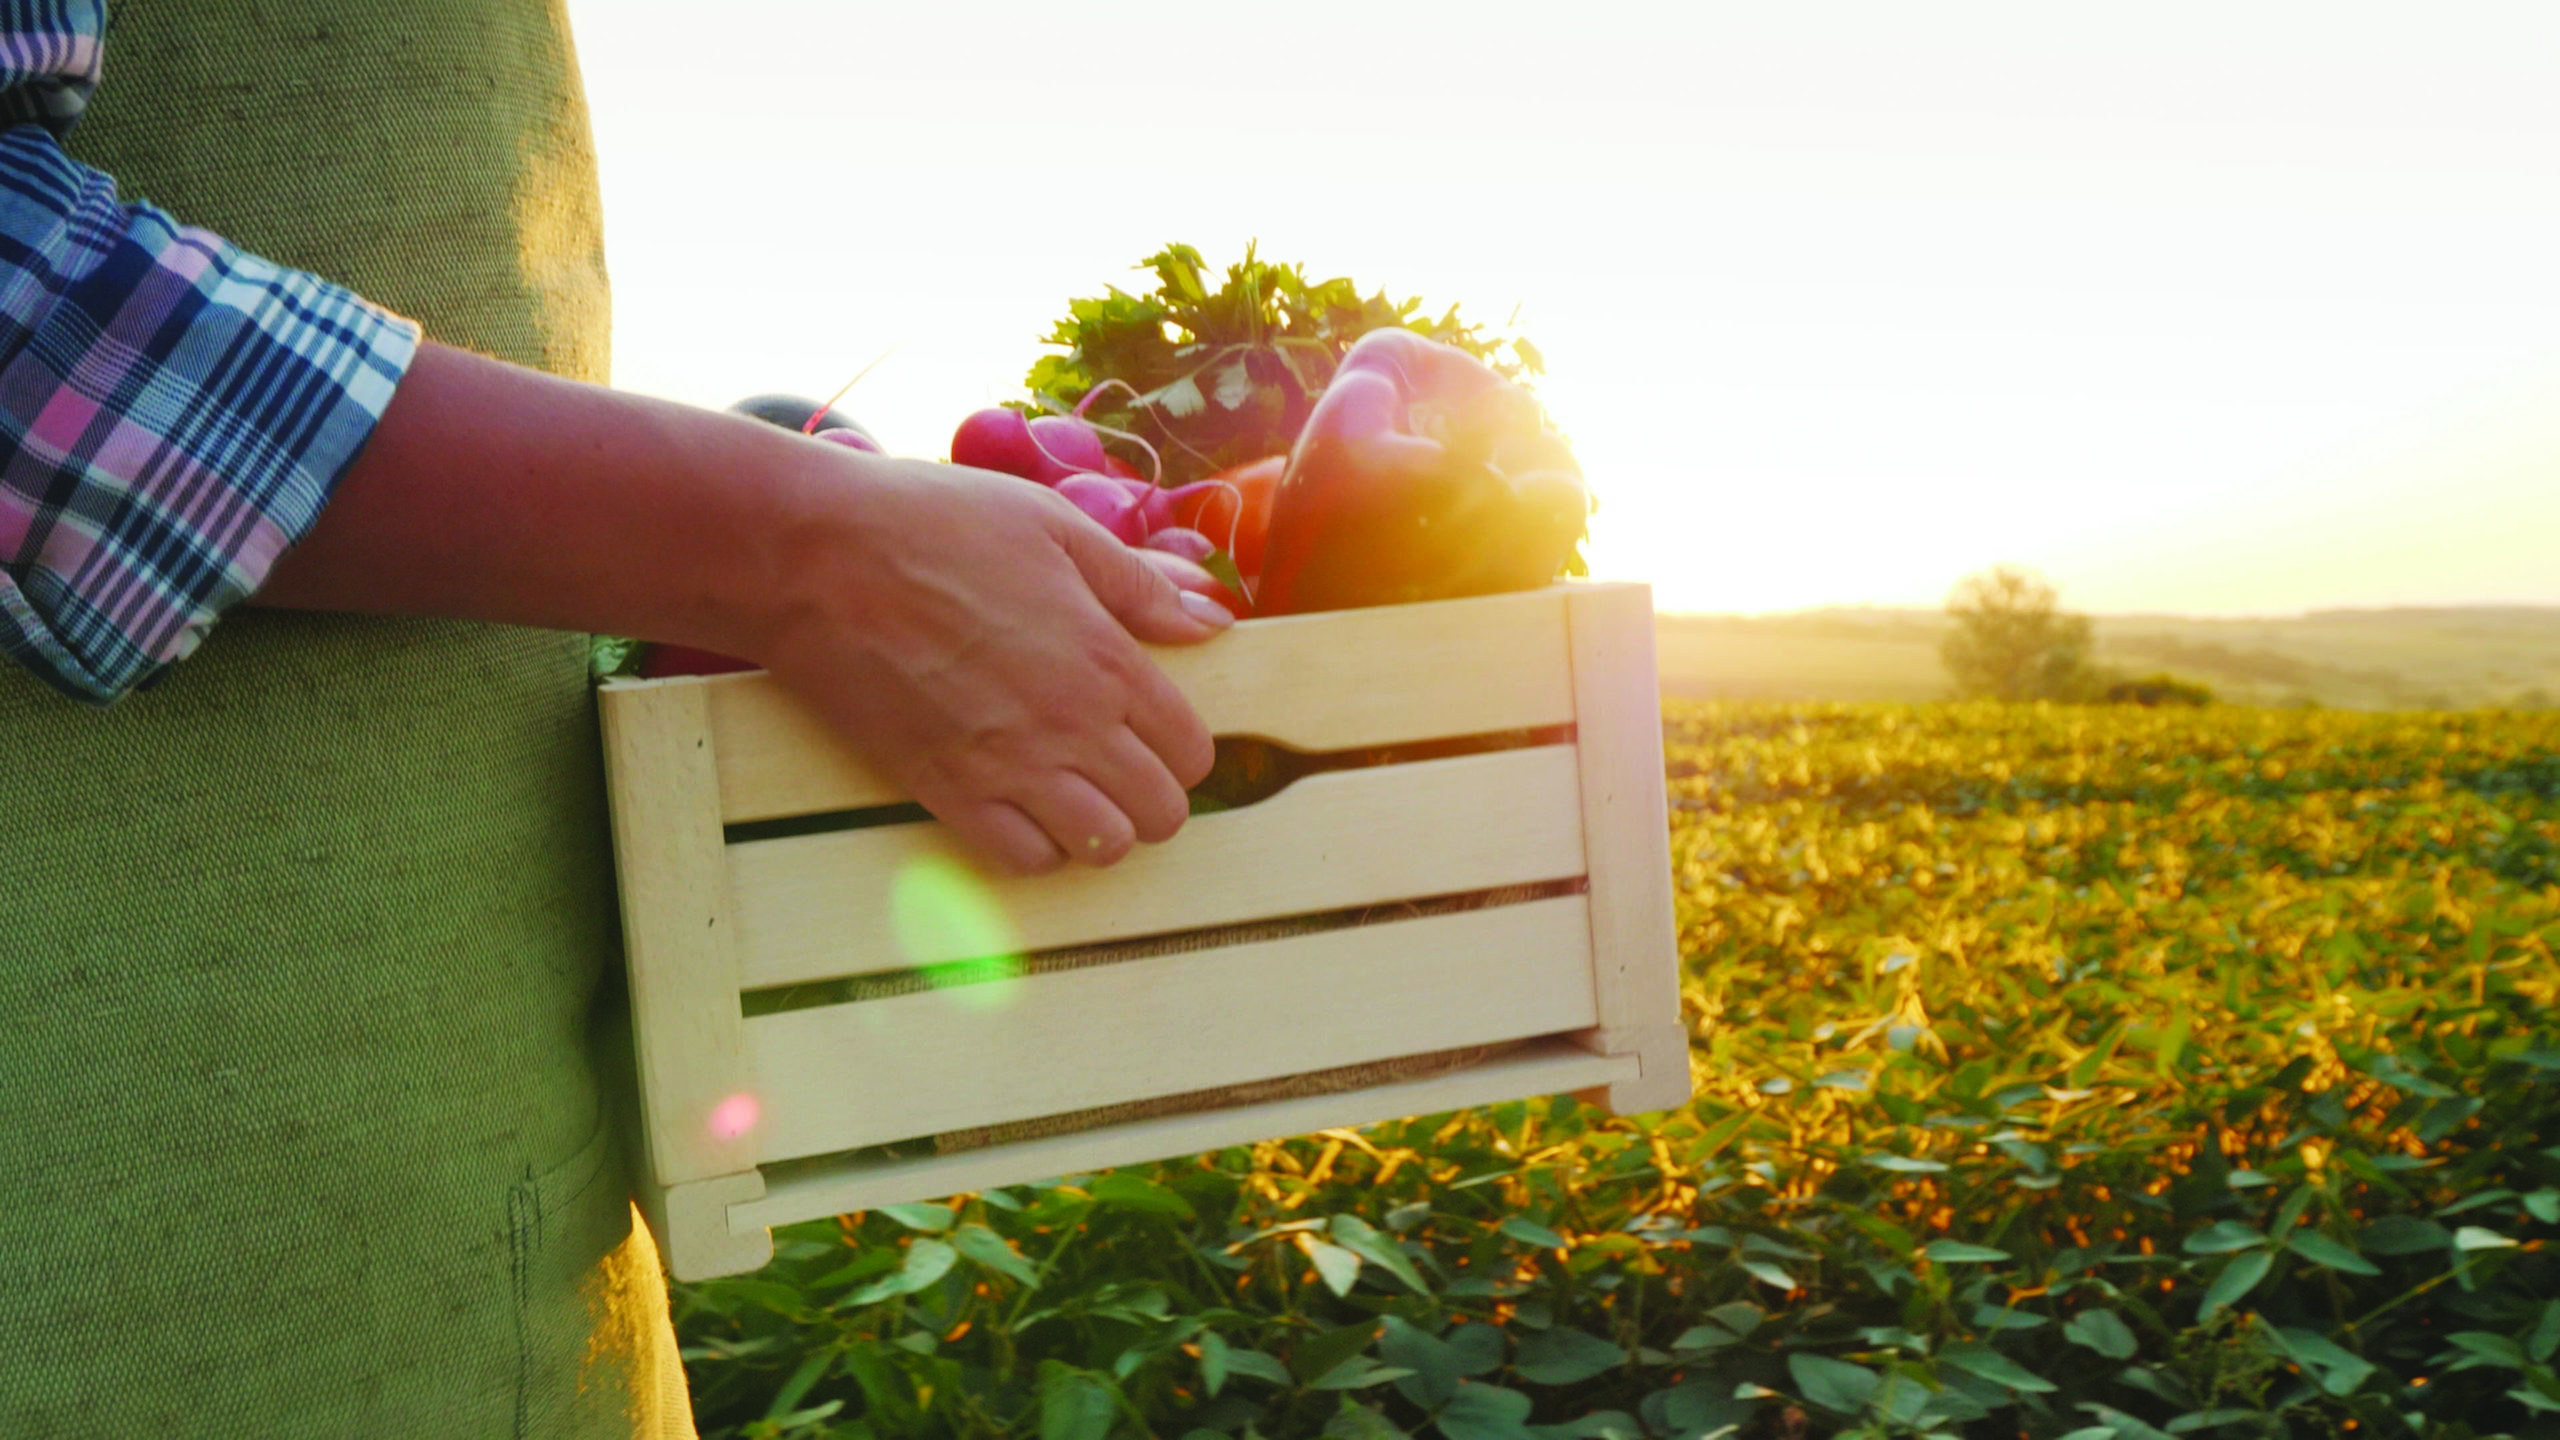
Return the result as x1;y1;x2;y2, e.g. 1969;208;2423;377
677;703;2560;1440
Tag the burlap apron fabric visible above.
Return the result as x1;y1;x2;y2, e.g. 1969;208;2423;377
0;2;692;1435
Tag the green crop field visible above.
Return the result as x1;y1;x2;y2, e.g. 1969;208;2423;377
674;703;2560;1440
1654;610;2560;711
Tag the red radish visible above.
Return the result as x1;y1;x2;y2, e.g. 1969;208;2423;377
813;427;882;454
1053;474;1147;544
950;407;1050;480
1027;415;1109;476
1109;477;1179;535
1143;527;1215;564
1134;548;1248;621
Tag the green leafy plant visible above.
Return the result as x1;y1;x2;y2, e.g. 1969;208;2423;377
677;703;2560;1439
1021;243;1542;487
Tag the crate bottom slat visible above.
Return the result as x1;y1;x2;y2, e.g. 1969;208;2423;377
726;1036;1642;1235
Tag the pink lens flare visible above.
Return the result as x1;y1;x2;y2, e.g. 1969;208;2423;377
708;1092;761;1141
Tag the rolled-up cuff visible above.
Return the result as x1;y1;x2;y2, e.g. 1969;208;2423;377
0;124;420;702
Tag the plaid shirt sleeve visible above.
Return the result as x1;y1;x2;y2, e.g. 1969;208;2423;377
0;1;422;703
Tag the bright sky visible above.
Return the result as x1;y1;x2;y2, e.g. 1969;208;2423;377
568;1;2560;617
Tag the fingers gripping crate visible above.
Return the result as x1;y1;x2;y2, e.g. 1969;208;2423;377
599;581;1690;1282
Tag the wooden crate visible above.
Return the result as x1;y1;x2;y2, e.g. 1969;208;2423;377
599;580;1689;1281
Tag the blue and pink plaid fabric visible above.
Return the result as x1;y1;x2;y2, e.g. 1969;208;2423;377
0;0;419;702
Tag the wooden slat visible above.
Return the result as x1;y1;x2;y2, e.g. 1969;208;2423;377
645;1171;771;1285
728;1037;1641;1236
728;745;1589;989
745;896;1597;1162
1563;582;1693;1114
597;681;758;1185
692;586;1578;823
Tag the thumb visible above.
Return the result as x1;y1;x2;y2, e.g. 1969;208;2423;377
1058;519;1233;644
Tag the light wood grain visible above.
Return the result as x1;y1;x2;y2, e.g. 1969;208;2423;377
1573;1022;1695;1116
727;744;1591;989
643;1171;771;1285
744;897;1598;1161
598;681;758;1185
691;587;1579;823
727;1038;1641;1239
1563;584;1687;1061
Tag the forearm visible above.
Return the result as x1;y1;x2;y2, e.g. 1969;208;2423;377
256;341;823;657
254;339;1228;875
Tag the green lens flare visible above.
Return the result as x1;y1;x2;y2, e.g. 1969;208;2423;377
889;855;1023;1004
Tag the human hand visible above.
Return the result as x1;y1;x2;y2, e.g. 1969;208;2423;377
752;454;1231;875
252;343;1226;875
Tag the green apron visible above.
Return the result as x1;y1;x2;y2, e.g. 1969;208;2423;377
0;2;692;1434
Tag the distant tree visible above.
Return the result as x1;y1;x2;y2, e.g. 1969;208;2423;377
1940;567;2096;701
2102;672;2215;707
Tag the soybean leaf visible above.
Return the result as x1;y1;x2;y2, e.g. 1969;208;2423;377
1312;1358;1418;1392
1225;1347;1295;1388
1867;1154;1950;1174
1300;1234;1364;1297
1919;1383;1997;1425
1788;1354;1882;1416
2359;1216;2451;1254
1295;1321;1386;1388
1662;1378;1759;1437
1940;1345;2058;1394
763;1349;833;1422
1200;1331;1230;1398
2287;1231;2382;1276
2182;1221;2266;1255
2164;1409;2261;1433
1925;1240;2011;1263
2454;1226;2519;1251
1037;1363;1117;1440
1515;1330;1626;1386
951;1222;1041;1288
2078;1402;2179;1440
1973;1304;2048;1330
1448;1324;1508;1377
1741;1260;1797;1291
1384;1316;1465;1410
1090;1172;1194;1217
1741;1234;1818;1261
1333;1215;1433;1295
843;1238;958;1306
1531;1410;1641;1439
2445;1332;2527;1370
2064;1310;2140;1361
2525;1189;2560;1225
1671;1324;1741;1353
2271;1328;2376;1397
2530;1300;2560;1364
1437;1381;1536;1440
1706;1302;1764;1338
1323;1403;1411;1440
1502;1218;1570;1250
2199;1250;2274;1319
877;1202;954;1233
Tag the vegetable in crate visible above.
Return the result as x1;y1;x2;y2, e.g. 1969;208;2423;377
1024;243;1539;489
1256;328;1589;615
